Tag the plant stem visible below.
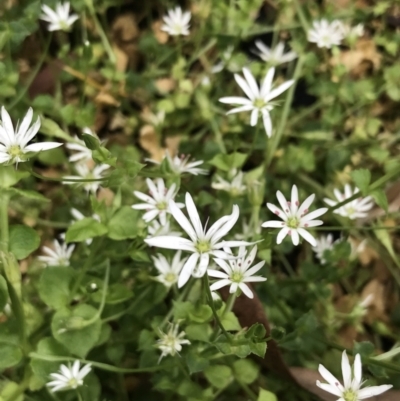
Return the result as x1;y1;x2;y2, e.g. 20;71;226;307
293;0;310;33
211;118;227;153
203;275;231;342
0;193;9;252
222;293;236;319
264;56;304;169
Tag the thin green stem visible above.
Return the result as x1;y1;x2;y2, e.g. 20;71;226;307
211;118;227;153
238;381;257;401
222;293;236;319
0;194;9;252
293;0;310;33
203;275;231;342
264;56;304;169
30;170;107;183
29;353;166;373
249;123;261;156
8;33;52;110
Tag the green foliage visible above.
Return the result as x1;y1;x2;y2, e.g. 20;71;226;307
351;169;371;195
66;218;108;243
9;225;40;259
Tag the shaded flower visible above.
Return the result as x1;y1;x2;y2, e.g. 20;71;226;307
339;22;364;39
40;2;79;32
254;40;297;65
0;107;62;165
219;67;294;137
63;164;109;193
308;19;344;48
65;136;92;163
157;323;190;361
316;351;392;400
153;251;186;288
208;245;266;298
132;178;184;225
38;238;75;267
47;361;91;392
212;169;246;196
262;185;328;247
312;234;335;264
324;185;374;219
161;7;191;36
146;151;207;176
145;192;251;288
147;219;181;239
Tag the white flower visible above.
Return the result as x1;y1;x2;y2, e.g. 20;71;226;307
153;251;186;288
157;323;190;361
38;238;75;267
47;361;91;392
324;185;374;220
211;46;234;74
0;107;62;165
145;192;251;288
133;178;184;225
208;246;266;298
147;219;181;239
339;22;364;39
262;185;328;247
65;136;92;163
161;7;191;36
254;41;297;65
40;2;79;32
63;163;109;193
212;169;246;196
308;19;344;48
312;234;335;264
219;67;294;137
316;351;392;400
146;151;207;176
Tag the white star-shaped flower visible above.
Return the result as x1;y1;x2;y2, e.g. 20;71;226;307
212;169;246;197
161;7;191;36
219;67;294;137
132;178;184;225
147;219;182;239
312;234;335;264
339;22;364;40
308;19;344;48
157;323;190;361
208;245;266;298
47;361;91;392
261;185;328;247
63;163;109;194
317;351;392;400
38;238;75;267
324;185;374;220
40;2;79;32
254;41;297;65
146;151;207;176
145;192;251;288
153;251;186;288
65;136;92;163
0;107;62;165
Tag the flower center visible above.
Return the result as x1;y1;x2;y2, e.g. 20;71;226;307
157;201;168;211
343;389;358;401
196;240;211;253
8;145;23;158
164;272;177;283
67;377;82;389
286;216;300;229
230;271;243;283
60;20;71;31
253;98;266;109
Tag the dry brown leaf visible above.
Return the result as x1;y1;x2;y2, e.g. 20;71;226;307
152;20;169;44
165;136;181;156
113;44;129;73
155;78;176;94
139;124;164;162
97;188;114;206
331;39;381;78
94;91;120;107
112;14;139;42
361;279;388;323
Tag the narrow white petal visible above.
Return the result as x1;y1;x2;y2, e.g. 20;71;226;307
169;199;197;242
145;236;195;252
265;80;294;102
358;385;393;399
316;381;343;397
178;253;199;287
341;351;352;388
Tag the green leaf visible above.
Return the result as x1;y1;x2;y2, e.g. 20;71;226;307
82;134;100;150
208;152;247;171
7;188;49;202
0;275;8;311
92;147;117;167
173;301;212;323
353;341;375;357
0;381;24;401
0;166;29;188
91;283;133;305
204;365;232;389
185;324;211;342
370;189;388;213
0;342;23;369
66;218;108;243
51;304;102;357
219;310;241;331
350;169;371;195
233;359;259;384
39;117;72;142
258;389;278;401
9;225;40;259
185;351;210;374
107;207;139;240
38;267;75;309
